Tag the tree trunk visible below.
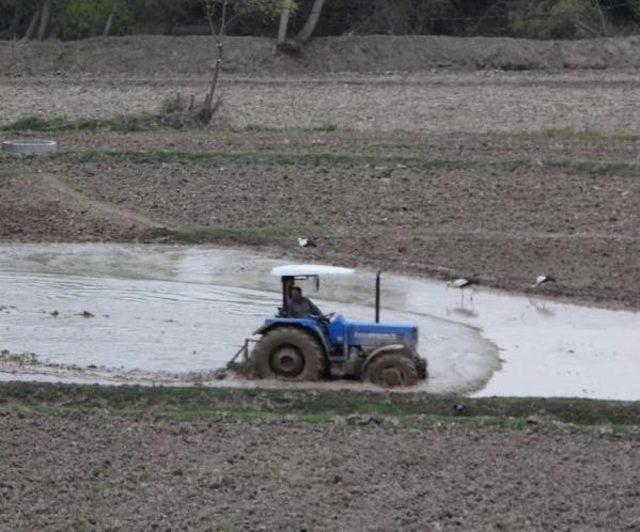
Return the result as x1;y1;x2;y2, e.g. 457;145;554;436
37;0;51;40
23;1;43;40
9;2;24;40
103;0;118;37
200;0;228;124
294;0;325;44
277;0;292;45
591;0;608;36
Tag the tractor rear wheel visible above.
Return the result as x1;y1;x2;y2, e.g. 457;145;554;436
251;326;325;381
364;352;419;388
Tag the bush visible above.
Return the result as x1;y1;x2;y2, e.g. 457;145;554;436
59;0;131;40
508;0;607;39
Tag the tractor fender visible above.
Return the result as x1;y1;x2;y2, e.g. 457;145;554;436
254;321;331;356
362;344;416;374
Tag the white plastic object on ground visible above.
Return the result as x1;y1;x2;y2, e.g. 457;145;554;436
1;139;57;154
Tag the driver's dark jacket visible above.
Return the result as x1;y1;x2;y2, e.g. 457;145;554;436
287;297;322;318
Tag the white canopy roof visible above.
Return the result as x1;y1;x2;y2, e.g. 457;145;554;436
271;264;355;278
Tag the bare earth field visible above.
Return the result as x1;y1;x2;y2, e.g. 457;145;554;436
3;72;640;134
1;385;640;531
2;412;640;531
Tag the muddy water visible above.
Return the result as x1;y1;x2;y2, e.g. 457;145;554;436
1;243;638;399
0;244;498;394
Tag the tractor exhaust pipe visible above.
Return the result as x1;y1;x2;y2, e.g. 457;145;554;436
375;270;381;323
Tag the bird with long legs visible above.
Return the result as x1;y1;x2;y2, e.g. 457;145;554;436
527;274;557;312
446;277;477;306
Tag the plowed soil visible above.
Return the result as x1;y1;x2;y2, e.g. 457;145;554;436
4;72;640;134
1;410;639;530
2;125;639;308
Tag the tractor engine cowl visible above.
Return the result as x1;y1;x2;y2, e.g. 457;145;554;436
345;322;418;349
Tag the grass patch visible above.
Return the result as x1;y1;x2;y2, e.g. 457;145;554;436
1;113;187;133
1;145;638;177
176;224;323;245
539;127;607;142
242;123;338;133
495;128;640;143
3;116;341;135
1;382;639;430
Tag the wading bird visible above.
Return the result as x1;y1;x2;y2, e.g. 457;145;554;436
531;274;556;289
448;278;475;289
446;277;477;305
298;237;317;248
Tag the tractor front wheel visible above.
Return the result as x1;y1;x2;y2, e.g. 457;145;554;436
364;352;419;388
251;326;325;381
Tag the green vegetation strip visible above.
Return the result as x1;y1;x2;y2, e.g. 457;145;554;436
0;115;166;133
176;224;323;245
2;147;638;176
0;116;340;134
1;382;639;431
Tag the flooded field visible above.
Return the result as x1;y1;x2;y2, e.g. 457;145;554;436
1;243;638;399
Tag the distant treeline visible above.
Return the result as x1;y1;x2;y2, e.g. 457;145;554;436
1;0;640;41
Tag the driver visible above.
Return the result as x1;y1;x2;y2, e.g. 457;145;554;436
287;286;322;319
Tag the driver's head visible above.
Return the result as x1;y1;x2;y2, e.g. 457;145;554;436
290;286;303;301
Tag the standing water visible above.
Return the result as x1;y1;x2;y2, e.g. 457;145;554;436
0;243;638;399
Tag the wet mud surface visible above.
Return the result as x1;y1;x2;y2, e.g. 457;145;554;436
0;244;501;395
1;244;638;399
1;410;639;530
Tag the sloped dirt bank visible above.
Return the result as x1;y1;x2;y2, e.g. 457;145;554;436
3;34;640;77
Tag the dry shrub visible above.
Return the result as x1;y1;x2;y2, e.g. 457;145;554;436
155;92;226;128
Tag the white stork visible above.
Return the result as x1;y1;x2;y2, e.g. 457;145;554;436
297;237;317;248
531;274;556;289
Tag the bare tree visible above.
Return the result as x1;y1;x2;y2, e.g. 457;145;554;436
22;0;43;40
8;0;24;40
591;0;609;36
36;0;51;40
277;0;292;45
199;0;228;124
103;0;118;37
277;0;325;53
293;0;324;44
188;0;280;124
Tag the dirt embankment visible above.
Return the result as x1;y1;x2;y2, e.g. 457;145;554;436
3;34;640;77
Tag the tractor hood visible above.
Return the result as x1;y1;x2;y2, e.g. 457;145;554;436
344;320;418;347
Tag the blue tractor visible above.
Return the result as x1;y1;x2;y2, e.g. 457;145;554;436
245;264;427;388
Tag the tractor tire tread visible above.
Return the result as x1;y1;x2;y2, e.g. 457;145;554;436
251;326;325;381
364;352;419;388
